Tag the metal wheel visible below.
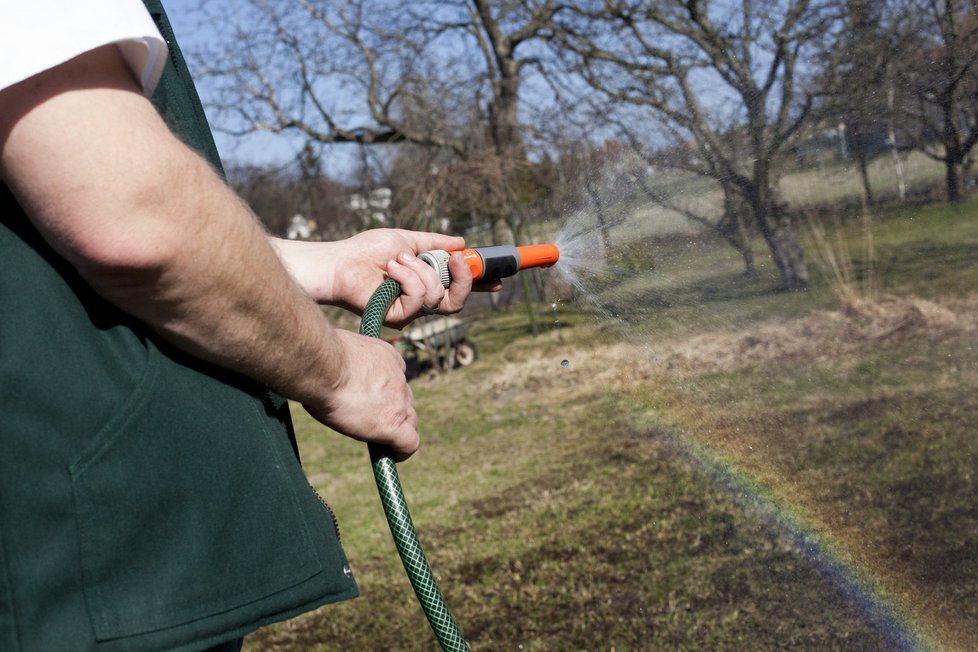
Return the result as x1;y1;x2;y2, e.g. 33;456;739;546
453;340;478;367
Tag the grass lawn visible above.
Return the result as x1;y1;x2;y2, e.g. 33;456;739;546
247;198;978;651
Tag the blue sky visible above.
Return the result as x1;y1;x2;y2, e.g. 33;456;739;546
163;0;314;170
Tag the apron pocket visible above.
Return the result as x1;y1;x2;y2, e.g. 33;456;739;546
69;345;322;641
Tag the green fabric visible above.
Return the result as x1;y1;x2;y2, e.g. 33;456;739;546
0;3;358;650
144;3;225;177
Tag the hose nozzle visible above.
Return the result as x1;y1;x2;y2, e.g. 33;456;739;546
419;244;560;287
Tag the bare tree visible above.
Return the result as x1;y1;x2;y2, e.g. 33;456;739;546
552;0;847;290
894;0;978;201
228;159;356;238
196;1;469;151
820;0;902;208
609;126;760;275
194;1;562;221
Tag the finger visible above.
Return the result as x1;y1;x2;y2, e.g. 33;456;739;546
399;230;465;255
385;258;427;319
439;252;473;313
389;341;408;373
397;251;446;309
473;279;503;293
390;413;419;462
404;385;418;430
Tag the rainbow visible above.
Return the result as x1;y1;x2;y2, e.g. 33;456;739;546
657;426;937;652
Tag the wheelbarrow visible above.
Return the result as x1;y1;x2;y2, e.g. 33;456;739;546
388;316;478;379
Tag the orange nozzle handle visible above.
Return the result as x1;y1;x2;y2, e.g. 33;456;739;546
451;244;560;282
516;244;560;271
421;244;560;285
457;249;486;281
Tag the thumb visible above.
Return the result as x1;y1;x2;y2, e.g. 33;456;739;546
440;252;474;313
387;418;420;462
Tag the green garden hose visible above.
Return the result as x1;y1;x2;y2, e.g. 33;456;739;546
359;278;469;652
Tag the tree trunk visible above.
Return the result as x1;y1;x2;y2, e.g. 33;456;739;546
585;175;614;254
942;98;963;202
766;215;809;291
724;215;757;277
489;60;524;161
857;154;875;206
945;158;962;202
721;186;756;276
748;177;808;291
735;225;756;277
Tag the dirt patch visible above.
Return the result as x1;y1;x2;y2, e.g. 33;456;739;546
482;294;978;400
663;295;976;374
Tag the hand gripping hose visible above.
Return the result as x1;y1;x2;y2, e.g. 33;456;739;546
359;278;469;652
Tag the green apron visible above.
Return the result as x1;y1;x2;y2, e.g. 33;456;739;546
0;3;358;650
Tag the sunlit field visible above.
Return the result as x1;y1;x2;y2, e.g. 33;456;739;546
246;171;978;650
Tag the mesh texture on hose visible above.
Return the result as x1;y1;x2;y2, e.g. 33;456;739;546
359;278;469;652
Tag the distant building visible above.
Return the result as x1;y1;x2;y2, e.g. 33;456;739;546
286;214;314;240
348;188;392;226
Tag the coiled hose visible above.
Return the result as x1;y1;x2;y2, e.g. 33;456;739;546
359;278;469;652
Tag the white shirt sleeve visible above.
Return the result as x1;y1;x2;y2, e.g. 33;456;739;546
0;0;168;97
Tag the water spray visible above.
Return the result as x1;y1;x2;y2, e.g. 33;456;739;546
359;242;559;651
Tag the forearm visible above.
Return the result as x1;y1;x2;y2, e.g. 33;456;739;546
267;237;344;305
0;46;347;405
93;157;348;403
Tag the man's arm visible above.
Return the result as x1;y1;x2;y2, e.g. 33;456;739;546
0;45;420;459
269;231;499;327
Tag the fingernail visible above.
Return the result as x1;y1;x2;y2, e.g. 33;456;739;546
399;252;416;262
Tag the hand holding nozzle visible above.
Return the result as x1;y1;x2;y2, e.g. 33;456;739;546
419;244;560;288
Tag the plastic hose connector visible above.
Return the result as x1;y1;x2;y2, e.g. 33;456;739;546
359;278;469;652
418;250;452;288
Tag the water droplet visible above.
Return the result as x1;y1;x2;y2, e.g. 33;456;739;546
560;359;570;368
